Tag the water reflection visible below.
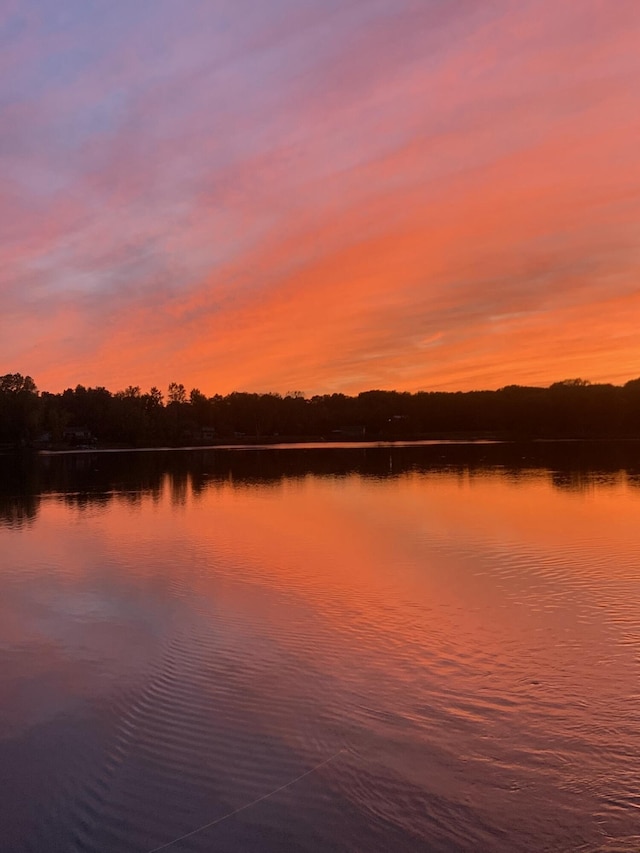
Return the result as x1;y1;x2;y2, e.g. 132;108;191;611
2;440;640;528
1;445;640;852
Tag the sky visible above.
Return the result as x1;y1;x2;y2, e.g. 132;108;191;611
2;0;640;396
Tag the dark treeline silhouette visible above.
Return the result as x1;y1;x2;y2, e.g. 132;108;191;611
2;372;640;448
2;442;640;529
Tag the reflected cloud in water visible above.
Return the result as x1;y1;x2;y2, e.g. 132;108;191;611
2;441;640;528
1;442;640;851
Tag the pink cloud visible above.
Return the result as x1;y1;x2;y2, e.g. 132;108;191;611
2;0;640;393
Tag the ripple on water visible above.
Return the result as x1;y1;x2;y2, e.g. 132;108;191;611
2;461;640;851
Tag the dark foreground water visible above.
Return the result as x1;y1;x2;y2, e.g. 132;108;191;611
1;443;640;853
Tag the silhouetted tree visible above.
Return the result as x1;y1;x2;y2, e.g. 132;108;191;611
4;373;640;448
167;383;187;404
0;373;40;445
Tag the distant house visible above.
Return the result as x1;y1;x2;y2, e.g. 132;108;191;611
63;427;96;445
331;425;366;438
183;426;216;444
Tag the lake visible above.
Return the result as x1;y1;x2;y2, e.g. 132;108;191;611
1;443;640;852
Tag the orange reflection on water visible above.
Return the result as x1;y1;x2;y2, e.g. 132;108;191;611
2;464;640;849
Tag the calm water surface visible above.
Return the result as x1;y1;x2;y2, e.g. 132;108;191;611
1;444;640;852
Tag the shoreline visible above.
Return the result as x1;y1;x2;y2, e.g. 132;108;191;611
2;435;640;456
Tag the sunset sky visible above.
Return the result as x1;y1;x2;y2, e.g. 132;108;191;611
2;0;639;396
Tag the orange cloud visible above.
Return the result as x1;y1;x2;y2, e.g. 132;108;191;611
2;0;639;393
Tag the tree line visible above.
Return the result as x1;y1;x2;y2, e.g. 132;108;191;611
1;373;640;448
